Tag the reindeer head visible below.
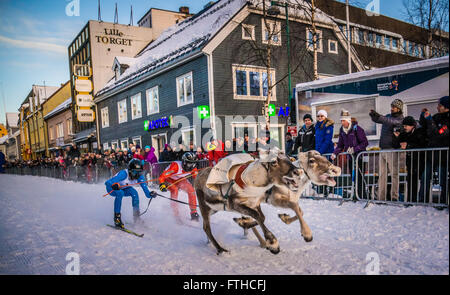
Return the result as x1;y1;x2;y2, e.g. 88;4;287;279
295;150;341;186
259;148;303;191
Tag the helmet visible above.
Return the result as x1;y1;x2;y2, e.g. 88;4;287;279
182;152;198;172
128;158;144;180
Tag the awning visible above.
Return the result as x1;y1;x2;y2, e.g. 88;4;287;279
73;127;96;143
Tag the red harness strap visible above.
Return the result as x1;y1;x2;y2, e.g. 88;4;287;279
234;164;248;189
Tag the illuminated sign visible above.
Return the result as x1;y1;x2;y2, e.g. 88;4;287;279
197;105;210;119
144;116;172;131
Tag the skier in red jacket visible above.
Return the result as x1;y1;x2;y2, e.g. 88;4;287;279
159;152;200;221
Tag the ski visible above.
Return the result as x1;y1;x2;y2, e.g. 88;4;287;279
106;224;144;238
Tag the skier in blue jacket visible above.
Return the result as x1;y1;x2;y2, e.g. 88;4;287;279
315;109;335;155
105;158;155;228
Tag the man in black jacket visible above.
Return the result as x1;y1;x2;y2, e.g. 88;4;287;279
419;96;449;204
293;114;315;155
395;116;428;203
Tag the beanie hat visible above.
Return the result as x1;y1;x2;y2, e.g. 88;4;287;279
391;99;404;111
439;96;449;109
303;114;313;121
402;116;416;126
144;145;151;150
317;110;328;118
340;109;352;125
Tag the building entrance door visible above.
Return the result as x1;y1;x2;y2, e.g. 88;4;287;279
152;133;167;160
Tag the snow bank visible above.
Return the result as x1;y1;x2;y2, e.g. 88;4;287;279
0;174;448;274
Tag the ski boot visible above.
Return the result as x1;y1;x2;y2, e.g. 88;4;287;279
114;213;124;228
190;212;200;221
133;209;143;224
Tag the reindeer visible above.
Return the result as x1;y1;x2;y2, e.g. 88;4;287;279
234;150;341;245
194;150;302;255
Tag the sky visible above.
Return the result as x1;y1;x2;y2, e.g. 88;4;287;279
0;0;437;125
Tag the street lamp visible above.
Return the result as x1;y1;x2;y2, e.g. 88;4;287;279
267;1;292;123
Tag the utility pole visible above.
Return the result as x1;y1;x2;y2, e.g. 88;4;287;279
311;0;318;80
346;0;352;74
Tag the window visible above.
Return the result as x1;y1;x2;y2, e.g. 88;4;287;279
328;40;338;54
120;139;128;151
132;136;142;148
101;107;109;128
232;65;276;100
384;36;390;49
181;128;196;147
403;40;408;54
111;140;119;151
367;32;374;46
176;72;194;107
392;38;398;50
117;99;127;124
242;24;255;41
306;28;323;52
67;118;72;135
130;93;142;120
56;122;64;138
262;19;281;46
358;29;365;44
103;142;109;151
375;34;382;47
49;126;54;140
146;86;159;115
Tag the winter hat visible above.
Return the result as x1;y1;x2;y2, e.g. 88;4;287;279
391;99;404;111
340;109;352;125
439;96;449;109
402;116;417;126
144;145;151;150
303;113;313;121
317;110;328;118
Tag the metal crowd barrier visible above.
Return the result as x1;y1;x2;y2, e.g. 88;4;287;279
300;152;355;202
147;159;211;188
355;148;449;207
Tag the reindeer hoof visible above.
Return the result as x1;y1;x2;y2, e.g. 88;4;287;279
303;236;313;243
268;247;280;254
278;213;291;224
216;248;229;255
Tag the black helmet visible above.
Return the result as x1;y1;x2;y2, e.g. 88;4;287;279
182;151;198;172
128;158;144;180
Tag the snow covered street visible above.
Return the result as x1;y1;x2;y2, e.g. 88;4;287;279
0;174;448;275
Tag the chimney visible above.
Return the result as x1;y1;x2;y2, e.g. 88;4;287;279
179;6;189;14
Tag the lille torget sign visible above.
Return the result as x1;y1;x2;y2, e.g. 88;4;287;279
95;28;133;46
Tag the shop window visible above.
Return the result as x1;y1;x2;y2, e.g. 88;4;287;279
176;72;194;107
132;137;142;148
120;139;128;151
111;141;119;151
181;128;196;147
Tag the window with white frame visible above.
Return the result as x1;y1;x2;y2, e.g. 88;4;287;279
56;122;64;138
384;35;390;49
181;128;196;147
262;19;281;46
306;28;323;52
146;86;159;115
232;65;276;100
328;40;338;54
49;126;54;140
176;72;194;107
120;139;128;151
117;99;127;124
103;142;109;151
101;107;109;128
111;140;119;151
130;93;142;120
132;136;142;148
242;24;255;41
67;118;72;135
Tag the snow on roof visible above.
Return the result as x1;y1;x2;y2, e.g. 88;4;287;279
296;56;450;91
5;113;19;128
33;85;59;100
44;98;72;120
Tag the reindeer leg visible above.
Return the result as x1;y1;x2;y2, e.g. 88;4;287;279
251;227;266;248
232;203;280;254
289;202;313;242
278;213;299;224
233;216;265;247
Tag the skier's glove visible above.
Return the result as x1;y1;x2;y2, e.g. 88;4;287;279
159;183;169;192
149;191;158;198
111;183;121;190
